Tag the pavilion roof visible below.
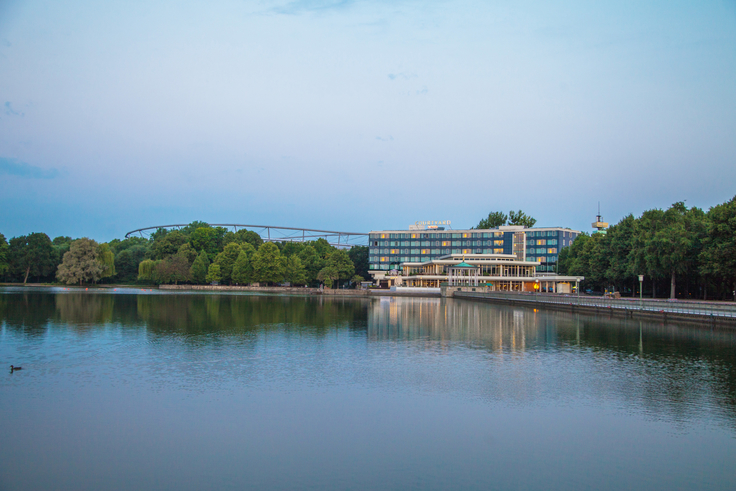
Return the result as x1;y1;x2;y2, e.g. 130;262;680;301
451;261;476;268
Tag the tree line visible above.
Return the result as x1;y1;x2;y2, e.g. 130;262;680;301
474;210;537;229
0;221;369;288
558;197;736;300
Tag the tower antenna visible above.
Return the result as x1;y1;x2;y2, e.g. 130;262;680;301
592;203;608;234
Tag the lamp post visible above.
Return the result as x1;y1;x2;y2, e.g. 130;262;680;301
638;275;644;305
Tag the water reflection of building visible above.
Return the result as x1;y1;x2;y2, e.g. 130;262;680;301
367;296;550;353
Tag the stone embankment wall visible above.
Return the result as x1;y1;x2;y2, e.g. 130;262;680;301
158;285;442;297
159;285;369;296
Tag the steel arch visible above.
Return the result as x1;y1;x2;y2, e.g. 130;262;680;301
124;224;368;248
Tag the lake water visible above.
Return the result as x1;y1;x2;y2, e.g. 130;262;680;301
1;287;735;491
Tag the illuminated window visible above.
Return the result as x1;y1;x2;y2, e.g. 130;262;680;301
537;257;543;262
390;249;399;254
411;233;418;239
442;241;450;246
380;234;387;239
548;248;557;254
380;257;389;262
494;248;503;254
462;233;469;238
462;249;472;254
537;239;546;246
421;249;430;254
494;240;503;246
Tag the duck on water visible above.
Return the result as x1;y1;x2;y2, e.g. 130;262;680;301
10;365;22;372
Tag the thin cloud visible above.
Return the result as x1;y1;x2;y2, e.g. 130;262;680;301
388;72;418;81
271;0;357;15
4;102;23;116
0;158;62;179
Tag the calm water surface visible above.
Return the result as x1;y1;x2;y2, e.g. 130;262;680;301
1;287;735;490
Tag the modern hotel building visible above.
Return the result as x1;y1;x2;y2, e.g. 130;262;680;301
368;225;580;274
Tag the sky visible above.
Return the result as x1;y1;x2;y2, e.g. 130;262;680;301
1;0;735;242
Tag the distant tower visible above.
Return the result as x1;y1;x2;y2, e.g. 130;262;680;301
592;203;609;234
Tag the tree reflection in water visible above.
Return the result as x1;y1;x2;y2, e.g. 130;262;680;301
1;289;735;429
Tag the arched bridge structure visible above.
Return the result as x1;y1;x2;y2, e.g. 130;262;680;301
124;224;368;248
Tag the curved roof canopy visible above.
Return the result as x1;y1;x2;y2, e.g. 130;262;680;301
451;261;476;268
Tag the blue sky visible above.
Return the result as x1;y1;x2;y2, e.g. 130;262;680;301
1;0;735;241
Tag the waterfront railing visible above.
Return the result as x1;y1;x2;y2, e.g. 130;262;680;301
454;290;736;319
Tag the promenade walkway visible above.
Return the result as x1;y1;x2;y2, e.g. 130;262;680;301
454;290;736;325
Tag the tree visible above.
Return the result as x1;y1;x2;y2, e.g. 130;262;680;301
189;250;210;284
317;265;339;288
177;242;198;265
507;210;536;228
109;236;149;255
115;245;147;283
9;233;54;283
180;221;210;236
0;233;9;279
326;249;355;288
56;238;104;285
298;245;324;285
475;211;508;229
189;227;221;258
138;259;157;282
348;245;369;279
312;238;334;259
636;202;704;299
252;242;284;285
206;263;222;284
214;242;242;285
97;243;116;280
224;229;263;249
603;214;636;292
231;250;252;285
283;255;307;285
152;254;190;284
51;237;73;276
700;195;736;300
150;230;187;260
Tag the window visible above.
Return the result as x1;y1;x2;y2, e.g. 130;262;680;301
390;249;399;254
411;233;418;239
494;248;504;254
548;248;557;254
380;234;387;239
462;249;472;254
421;249;430;254
493;240;503;246
442;241;450;246
380;257;389;262
548;239;557;245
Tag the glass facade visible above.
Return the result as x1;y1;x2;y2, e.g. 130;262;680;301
368;228;579;272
